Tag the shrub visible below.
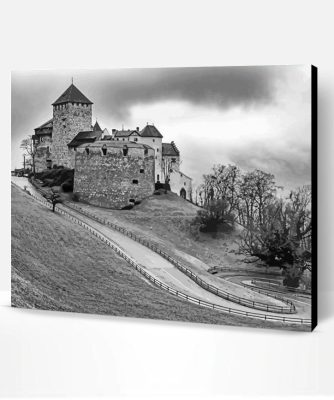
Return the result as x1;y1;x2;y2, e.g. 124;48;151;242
35;168;74;188
61;178;73;192
191;199;234;237
121;205;134;210
72;193;80;202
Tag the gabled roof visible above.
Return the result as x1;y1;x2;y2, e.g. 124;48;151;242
52;84;93;106
114;129;135;138
35;118;53;130
93;121;102;132
67;130;101;148
139;124;163;138
34;118;53;136
162;142;180;156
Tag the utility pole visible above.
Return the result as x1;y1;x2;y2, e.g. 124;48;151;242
23;154;26;171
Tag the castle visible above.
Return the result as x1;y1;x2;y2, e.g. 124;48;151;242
32;83;192;208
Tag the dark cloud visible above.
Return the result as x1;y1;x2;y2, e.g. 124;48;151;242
90;66;290;120
12;65;294;130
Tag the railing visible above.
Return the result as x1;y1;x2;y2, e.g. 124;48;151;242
11;181;312;326
64;202;297;314
249;279;311;296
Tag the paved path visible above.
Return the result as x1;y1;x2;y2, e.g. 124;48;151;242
11;177;311;322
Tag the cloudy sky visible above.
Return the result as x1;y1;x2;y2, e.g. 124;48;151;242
11;66;311;190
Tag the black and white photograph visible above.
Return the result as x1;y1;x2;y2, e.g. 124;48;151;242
11;65;316;332
3;0;334;398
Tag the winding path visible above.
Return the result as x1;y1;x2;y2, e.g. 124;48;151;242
11;177;311;326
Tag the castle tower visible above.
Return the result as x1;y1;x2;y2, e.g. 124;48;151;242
52;83;93;168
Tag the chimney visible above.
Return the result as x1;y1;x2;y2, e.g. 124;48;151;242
136;126;139;132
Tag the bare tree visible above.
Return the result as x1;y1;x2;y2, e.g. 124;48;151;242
240;186;312;287
20;136;37;176
43;188;63;212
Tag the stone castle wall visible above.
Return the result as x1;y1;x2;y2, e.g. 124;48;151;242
73;145;155;209
52;103;92;168
34;138;52;172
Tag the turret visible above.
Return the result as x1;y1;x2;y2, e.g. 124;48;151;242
52;83;93;168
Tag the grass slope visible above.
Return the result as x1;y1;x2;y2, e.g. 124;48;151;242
72;191;276;278
12;184;275;328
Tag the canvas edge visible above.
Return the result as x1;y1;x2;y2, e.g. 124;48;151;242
311;64;318;331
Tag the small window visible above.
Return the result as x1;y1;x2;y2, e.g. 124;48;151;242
144;148;148;156
117;138;119;141
85;147;90;155
172;158;176;163
134;138;138;142
123;138;125;141
157;174;160;181
153;139;155;142
123;145;128;156
157;148;159;152
184;182;186;186
102;144;107;156
132;179;138;184
140;168;144;173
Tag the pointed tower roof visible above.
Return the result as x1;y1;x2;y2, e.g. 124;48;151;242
52;83;93;106
139;124;163;138
93;121;102;132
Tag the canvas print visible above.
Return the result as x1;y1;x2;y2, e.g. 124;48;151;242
11;65;317;331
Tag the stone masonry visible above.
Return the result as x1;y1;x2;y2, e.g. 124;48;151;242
52;102;92;168
74;141;155;209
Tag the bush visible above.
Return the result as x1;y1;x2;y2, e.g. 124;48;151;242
191;199;234;237
72;193;80;202
61;178;73;192
35;168;74;188
121;205;134;210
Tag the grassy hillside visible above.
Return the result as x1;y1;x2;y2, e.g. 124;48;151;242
12;184;276;328
71;190;267;276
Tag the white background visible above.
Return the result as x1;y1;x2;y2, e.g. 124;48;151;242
1;0;334;398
